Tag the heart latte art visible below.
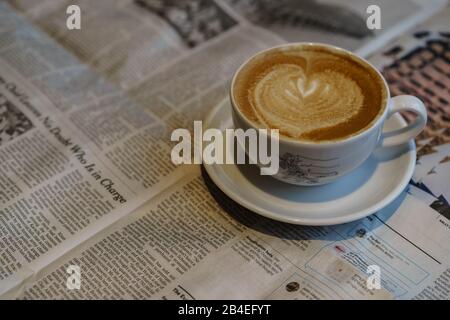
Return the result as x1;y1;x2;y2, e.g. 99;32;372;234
233;46;386;142
252;65;364;138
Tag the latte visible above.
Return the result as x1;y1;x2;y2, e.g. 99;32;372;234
232;45;387;142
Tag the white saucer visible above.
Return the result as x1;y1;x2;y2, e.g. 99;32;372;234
202;98;416;226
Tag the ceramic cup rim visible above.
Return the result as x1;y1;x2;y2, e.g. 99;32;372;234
229;42;391;148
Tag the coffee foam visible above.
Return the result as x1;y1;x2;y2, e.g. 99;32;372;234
233;45;387;142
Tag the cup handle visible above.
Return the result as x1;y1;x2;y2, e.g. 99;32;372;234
380;95;427;147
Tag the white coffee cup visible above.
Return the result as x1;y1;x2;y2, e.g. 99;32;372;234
230;43;427;186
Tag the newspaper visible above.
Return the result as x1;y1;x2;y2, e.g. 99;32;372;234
223;0;448;57
0;0;449;299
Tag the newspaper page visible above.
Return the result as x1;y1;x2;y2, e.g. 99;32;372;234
0;1;449;300
0;1;191;295
0;1;283;297
7;0;269;89
368;7;450;225
223;0;448;57
4;168;450;299
7;0;447;78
